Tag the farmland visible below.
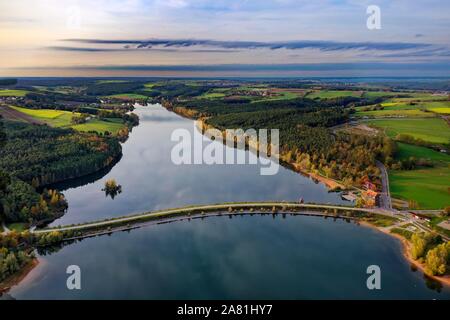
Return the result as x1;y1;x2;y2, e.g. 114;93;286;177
9;106;126;134
389;167;449;209
305;90;362;99
71;118;125;133
0;89;29;97
105;93;149;100
389;143;450;209
367;118;450;145
10;106;75;127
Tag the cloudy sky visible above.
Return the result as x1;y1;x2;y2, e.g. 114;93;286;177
1;0;449;76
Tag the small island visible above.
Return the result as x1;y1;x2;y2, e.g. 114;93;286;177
102;179;122;199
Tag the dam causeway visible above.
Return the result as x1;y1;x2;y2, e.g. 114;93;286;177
33;202;401;240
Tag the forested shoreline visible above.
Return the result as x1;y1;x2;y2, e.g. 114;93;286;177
164;95;395;190
0;118;122;226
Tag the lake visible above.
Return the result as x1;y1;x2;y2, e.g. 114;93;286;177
48;104;346;227
6;104;450;299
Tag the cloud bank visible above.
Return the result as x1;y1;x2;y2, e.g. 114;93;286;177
61;38;433;52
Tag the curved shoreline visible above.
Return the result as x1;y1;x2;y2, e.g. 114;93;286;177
0;259;39;294
361;221;450;287
2;211;449;296
166;103;346;191
391;232;450;287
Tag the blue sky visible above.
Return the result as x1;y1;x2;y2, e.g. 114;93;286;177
0;0;449;76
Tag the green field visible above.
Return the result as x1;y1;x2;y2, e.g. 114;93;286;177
368;118;450;144
362;91;406;98
390;168;450;209
197;91;226;99
106;93;148;100
0;89;28;97
395;142;449;162
11;106;75;126
385;94;448;103
421;101;450;108
356;109;434;118
306;90;362;99
96;80;128;84
389;143;450;209
11;106;125;134
430;107;450;114
71;118;124;133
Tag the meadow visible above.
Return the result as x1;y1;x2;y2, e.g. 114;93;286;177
10;106;75;127
0;89;29;97
368;118;450;145
389;167;449;209
305;90;362;99
389;143;450;209
10;106;125;134
105;93;149;100
71;118;124;133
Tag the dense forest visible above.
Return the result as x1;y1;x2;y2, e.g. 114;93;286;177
0;121;121;187
85;81;144;96
0;119;121;225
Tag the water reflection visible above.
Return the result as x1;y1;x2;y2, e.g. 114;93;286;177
49;104;347;227
9;215;450;299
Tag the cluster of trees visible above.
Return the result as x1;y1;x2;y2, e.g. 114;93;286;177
0;246;32;282
395;134;431;147
71;113;89;124
0;177;66;223
390;156;433;170
361;104;384;112
0;230;65;282
410;232;450;276
0;231;34;282
98;109;139;127
280;130;394;187
3;187;67;223
0;120;122;187
102;179;122;199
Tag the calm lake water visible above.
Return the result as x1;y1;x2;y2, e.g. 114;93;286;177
6;104;450;299
8;215;450;299
49;104;346;227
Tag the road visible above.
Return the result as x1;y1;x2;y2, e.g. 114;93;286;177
376;160;392;210
33;202;399;235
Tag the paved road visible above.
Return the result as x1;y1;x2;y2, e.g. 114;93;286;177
33;202;398;234
376;160;392;210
